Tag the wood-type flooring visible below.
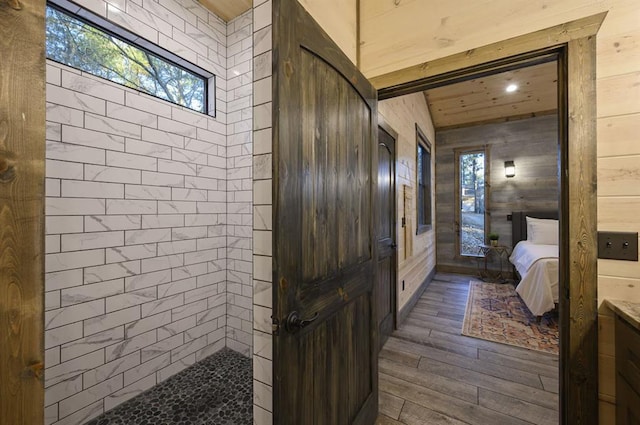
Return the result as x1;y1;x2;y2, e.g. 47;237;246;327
376;273;559;425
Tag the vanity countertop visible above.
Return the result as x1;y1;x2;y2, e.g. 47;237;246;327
605;299;640;331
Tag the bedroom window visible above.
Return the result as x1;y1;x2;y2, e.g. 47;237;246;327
416;125;432;234
45;3;213;114
457;149;487;256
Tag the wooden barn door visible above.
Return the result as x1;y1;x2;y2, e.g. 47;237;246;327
272;0;379;424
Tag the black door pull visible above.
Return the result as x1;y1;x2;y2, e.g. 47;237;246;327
390;243;397;249
285;311;319;332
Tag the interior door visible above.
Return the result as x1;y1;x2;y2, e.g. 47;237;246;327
273;0;378;424
377;128;396;350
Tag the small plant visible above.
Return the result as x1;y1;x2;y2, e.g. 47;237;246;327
488;232;500;246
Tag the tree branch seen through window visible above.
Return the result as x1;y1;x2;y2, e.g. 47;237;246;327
46;6;207;113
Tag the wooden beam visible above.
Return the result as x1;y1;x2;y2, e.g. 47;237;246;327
0;0;46;424
371;12;607;91
560;35;599;425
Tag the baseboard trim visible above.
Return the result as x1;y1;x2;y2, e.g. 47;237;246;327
397;266;436;327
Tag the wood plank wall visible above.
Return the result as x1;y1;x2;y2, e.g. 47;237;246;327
435;115;559;271
594;3;640;422
359;0;607;78
0;0;46;423
297;0;357;65
379;93;436;312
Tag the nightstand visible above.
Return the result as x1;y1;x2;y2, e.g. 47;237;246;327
476;244;510;283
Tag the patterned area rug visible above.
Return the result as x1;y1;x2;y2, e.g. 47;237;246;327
462;281;559;354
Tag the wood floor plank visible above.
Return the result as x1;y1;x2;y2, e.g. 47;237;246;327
419;293;467;306
380;347;421;368
380;373;532;425
427;283;468;292
429;329;559;365
478;388;558;425
410;306;440;317
478;349;558;378
379;358;478;404
404;317;462;336
393;326;478;359
377;274;559;424
413;302;465;316
399;400;468;425
540;374;560;394
408;311;463;328
389;337;544;388
418;355;559;410
437;311;465;321
376;414;404;425
433;273;473;284
416;298;466;311
380;390;404;420
408;316;464;333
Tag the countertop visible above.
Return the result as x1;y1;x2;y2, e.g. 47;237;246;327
605;299;640;331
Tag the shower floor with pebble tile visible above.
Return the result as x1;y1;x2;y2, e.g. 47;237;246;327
85;348;252;425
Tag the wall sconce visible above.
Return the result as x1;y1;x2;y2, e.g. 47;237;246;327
504;160;516;178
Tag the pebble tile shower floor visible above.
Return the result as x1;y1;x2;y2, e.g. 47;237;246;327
86;348;252;425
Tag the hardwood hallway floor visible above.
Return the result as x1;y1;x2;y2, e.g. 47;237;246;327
376;273;559;425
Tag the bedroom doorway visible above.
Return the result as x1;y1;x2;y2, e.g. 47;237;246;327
377;56;562;425
374;14;601;425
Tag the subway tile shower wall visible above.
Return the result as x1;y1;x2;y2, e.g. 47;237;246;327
44;1;253;424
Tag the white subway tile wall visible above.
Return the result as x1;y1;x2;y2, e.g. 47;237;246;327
44;1;253;423
226;10;254;357
252;0;273;424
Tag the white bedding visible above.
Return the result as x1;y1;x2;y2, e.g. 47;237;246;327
509;241;559;316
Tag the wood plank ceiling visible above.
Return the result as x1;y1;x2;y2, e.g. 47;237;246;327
198;0;251;21
424;61;558;129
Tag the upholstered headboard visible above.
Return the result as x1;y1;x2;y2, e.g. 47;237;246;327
511;211;559;247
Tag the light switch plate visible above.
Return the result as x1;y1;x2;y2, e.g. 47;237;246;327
597;231;638;261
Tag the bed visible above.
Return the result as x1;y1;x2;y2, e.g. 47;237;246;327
509;211;559;317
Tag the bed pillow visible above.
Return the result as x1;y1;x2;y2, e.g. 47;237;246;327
526;216;559;245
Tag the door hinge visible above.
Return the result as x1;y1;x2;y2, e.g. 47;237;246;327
272;316;280;336
401;217;406;228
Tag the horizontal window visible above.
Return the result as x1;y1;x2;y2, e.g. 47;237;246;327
45;4;212;114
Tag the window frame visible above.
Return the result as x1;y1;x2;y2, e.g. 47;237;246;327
454;146;490;258
46;0;215;116
415;124;433;235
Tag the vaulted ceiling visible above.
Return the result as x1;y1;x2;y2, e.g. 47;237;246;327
198;0;252;22
424;61;558;129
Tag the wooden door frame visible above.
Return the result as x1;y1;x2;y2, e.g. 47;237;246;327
373;13;604;425
377;118;398;332
0;0;46;424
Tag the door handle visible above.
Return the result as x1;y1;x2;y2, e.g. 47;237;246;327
285;311;319;332
390;243;397;249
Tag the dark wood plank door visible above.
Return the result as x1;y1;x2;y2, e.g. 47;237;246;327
273;0;378;424
377;128;396;350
